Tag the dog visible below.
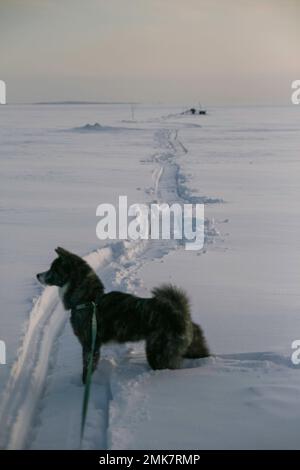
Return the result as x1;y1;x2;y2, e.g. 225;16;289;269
37;247;209;383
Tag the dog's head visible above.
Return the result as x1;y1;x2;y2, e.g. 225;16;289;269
36;247;81;287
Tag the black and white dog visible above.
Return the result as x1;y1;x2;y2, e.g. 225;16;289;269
37;247;209;383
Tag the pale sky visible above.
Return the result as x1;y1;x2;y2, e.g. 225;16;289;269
0;0;299;104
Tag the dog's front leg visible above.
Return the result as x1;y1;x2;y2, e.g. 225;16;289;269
92;349;100;371
81;343;101;384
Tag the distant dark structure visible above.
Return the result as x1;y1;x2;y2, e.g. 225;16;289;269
183;106;207;116
82;122;102;130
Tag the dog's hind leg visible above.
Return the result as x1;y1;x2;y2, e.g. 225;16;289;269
146;333;187;370
183;322;209;358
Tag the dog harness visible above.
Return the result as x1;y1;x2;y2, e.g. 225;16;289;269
73;301;97;311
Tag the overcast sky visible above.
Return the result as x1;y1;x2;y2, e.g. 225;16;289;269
0;0;299;104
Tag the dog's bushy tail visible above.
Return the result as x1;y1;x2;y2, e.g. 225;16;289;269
148;284;192;368
151;283;191;321
152;284;210;359
151;284;193;352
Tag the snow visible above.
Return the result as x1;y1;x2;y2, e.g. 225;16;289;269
108;353;300;450
0;104;300;449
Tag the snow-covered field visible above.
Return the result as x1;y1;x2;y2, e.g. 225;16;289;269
0;104;300;449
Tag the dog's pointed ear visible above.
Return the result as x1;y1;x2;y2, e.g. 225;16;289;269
55;247;72;257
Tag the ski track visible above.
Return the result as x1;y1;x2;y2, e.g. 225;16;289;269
0;124;221;450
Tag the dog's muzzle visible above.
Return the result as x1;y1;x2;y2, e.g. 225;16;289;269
36;272;48;285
